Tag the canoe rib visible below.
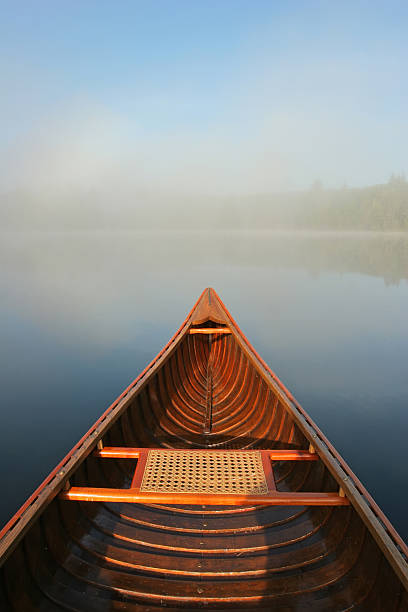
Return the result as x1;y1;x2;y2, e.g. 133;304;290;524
0;286;407;610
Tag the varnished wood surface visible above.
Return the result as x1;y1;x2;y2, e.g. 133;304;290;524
61;488;350;505
61;447;345;505
93;447;320;460
0;287;407;610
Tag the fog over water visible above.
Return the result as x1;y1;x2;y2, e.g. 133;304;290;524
1;230;407;542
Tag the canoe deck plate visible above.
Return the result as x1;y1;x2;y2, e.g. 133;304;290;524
139;449;268;495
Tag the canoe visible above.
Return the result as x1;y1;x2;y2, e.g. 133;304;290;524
0;288;407;611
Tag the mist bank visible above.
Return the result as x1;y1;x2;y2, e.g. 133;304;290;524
1;176;408;232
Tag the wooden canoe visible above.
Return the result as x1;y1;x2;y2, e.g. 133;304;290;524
0;288;407;610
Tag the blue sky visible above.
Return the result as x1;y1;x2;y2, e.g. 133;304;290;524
1;1;407;195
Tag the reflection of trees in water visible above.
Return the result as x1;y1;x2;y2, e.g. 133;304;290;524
209;232;408;285
3;230;408;286
127;231;408;285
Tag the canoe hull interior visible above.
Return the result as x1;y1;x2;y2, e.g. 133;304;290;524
0;288;407;610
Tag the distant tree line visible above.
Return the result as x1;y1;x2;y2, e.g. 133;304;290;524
214;174;408;231
1;175;408;231
293;174;408;231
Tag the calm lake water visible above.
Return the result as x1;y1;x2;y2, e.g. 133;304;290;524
1;230;407;542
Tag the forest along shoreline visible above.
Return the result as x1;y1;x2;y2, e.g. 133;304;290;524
1;175;408;232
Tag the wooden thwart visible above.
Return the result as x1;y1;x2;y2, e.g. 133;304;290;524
60;488;348;506
59;447;347;506
189;327;231;334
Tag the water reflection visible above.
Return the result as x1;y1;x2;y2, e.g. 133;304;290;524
0;230;407;542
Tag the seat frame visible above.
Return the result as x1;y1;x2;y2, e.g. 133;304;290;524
60;447;349;506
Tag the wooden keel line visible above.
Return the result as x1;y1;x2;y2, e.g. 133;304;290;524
203;333;213;434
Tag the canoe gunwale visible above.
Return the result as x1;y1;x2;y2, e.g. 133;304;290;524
0;287;407;595
210;290;408;590
0;289;205;566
